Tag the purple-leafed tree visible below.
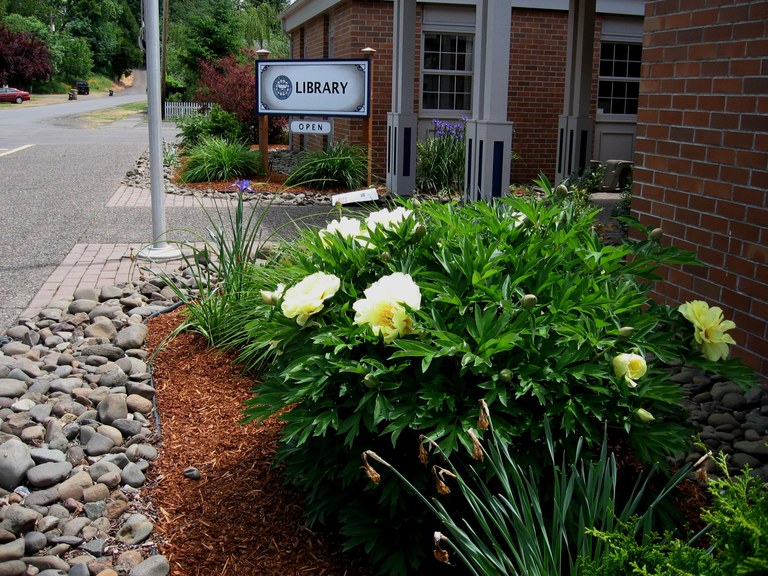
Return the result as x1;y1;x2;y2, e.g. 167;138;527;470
0;24;53;87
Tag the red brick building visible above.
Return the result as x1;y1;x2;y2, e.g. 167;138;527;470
633;0;767;376
280;0;767;377
281;0;645;185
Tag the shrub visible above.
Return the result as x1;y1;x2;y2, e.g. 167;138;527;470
179;136;263;183
416;118;466;194
175;104;249;148
284;141;368;190
581;453;768;576
195;176;755;575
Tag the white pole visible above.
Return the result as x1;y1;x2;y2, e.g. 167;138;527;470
138;0;181;260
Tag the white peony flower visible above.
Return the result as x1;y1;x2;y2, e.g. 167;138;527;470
260;283;285;306
353;272;421;342
320;216;363;245
364;207;413;232
281;272;341;326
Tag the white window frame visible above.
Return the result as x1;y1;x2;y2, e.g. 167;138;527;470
597;41;642;117
420;31;474;116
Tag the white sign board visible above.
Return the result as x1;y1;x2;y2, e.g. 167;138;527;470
331;188;379;206
290;120;332;134
256;59;370;117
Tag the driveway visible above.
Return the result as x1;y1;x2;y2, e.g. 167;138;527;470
0;71;333;332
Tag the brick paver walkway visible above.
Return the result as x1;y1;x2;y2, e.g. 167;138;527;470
20;186;194;321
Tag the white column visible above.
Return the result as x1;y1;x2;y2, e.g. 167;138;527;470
556;0;596;183
464;0;514;201
386;0;418;196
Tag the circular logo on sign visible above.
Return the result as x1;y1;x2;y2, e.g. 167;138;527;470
272;75;292;100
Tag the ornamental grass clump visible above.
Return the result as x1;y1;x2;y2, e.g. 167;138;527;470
192;175;755;575
284;141;368;190
179;136;263;183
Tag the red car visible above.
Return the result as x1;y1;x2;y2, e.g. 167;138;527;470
0;87;30;104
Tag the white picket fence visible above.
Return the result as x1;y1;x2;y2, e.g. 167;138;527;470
163;101;214;119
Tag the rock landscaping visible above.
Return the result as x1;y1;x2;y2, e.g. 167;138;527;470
0;278;184;576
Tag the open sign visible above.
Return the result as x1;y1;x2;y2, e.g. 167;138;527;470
290;120;332;134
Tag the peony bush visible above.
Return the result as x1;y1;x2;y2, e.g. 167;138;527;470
199;178;754;575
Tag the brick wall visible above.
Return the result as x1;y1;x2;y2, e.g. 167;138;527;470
633;0;768;376
287;0;394;177
508;9;570;184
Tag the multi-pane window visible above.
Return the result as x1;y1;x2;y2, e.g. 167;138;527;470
598;42;642;115
422;33;473;112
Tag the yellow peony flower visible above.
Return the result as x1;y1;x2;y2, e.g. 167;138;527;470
612;353;647;388
281;272;340;326
353;272;421;342
678;300;737;361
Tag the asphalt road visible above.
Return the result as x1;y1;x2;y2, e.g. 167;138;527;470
0;71;335;332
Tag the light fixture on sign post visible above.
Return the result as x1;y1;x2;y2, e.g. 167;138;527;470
361;47;376;186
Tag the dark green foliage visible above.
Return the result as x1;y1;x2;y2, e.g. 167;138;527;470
179;136;263;183
175;104;249;148
284;142;368;190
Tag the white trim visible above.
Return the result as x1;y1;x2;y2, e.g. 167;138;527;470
282;0;645;30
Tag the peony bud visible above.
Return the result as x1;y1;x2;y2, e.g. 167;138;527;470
635;408;655;423
555;184;569;197
499;368;513;383
521;294;538;309
411;222;427;239
363;373;378;388
649;228;663;241
618;326;635;339
260;289;276;305
379;251;392;262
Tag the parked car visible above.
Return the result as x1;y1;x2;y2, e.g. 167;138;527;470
75;80;90;95
0;87;30;104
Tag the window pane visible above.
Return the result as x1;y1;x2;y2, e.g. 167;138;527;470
424;34;440;52
628;61;641;77
442;53;456;71
423;75;438;91
439;93;453;109
614;61;627;78
599;60;613;76
424;53;439;70
423;93;438;109
615;43;628;60
628;44;642;62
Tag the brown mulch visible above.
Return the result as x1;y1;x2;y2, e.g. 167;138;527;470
144;309;373;576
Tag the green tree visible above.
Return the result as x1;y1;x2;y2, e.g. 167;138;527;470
107;0;142;80
239;3;287;57
166;0;238;91
58;35;92;82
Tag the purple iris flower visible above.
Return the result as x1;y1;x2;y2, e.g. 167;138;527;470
229;179;253;193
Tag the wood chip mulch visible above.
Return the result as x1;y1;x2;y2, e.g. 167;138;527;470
144;309;373;576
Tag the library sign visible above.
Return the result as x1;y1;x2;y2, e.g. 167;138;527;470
256;59;370;117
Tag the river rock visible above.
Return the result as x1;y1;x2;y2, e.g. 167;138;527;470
26;461;73;488
0;439;35;491
128;554;169;576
